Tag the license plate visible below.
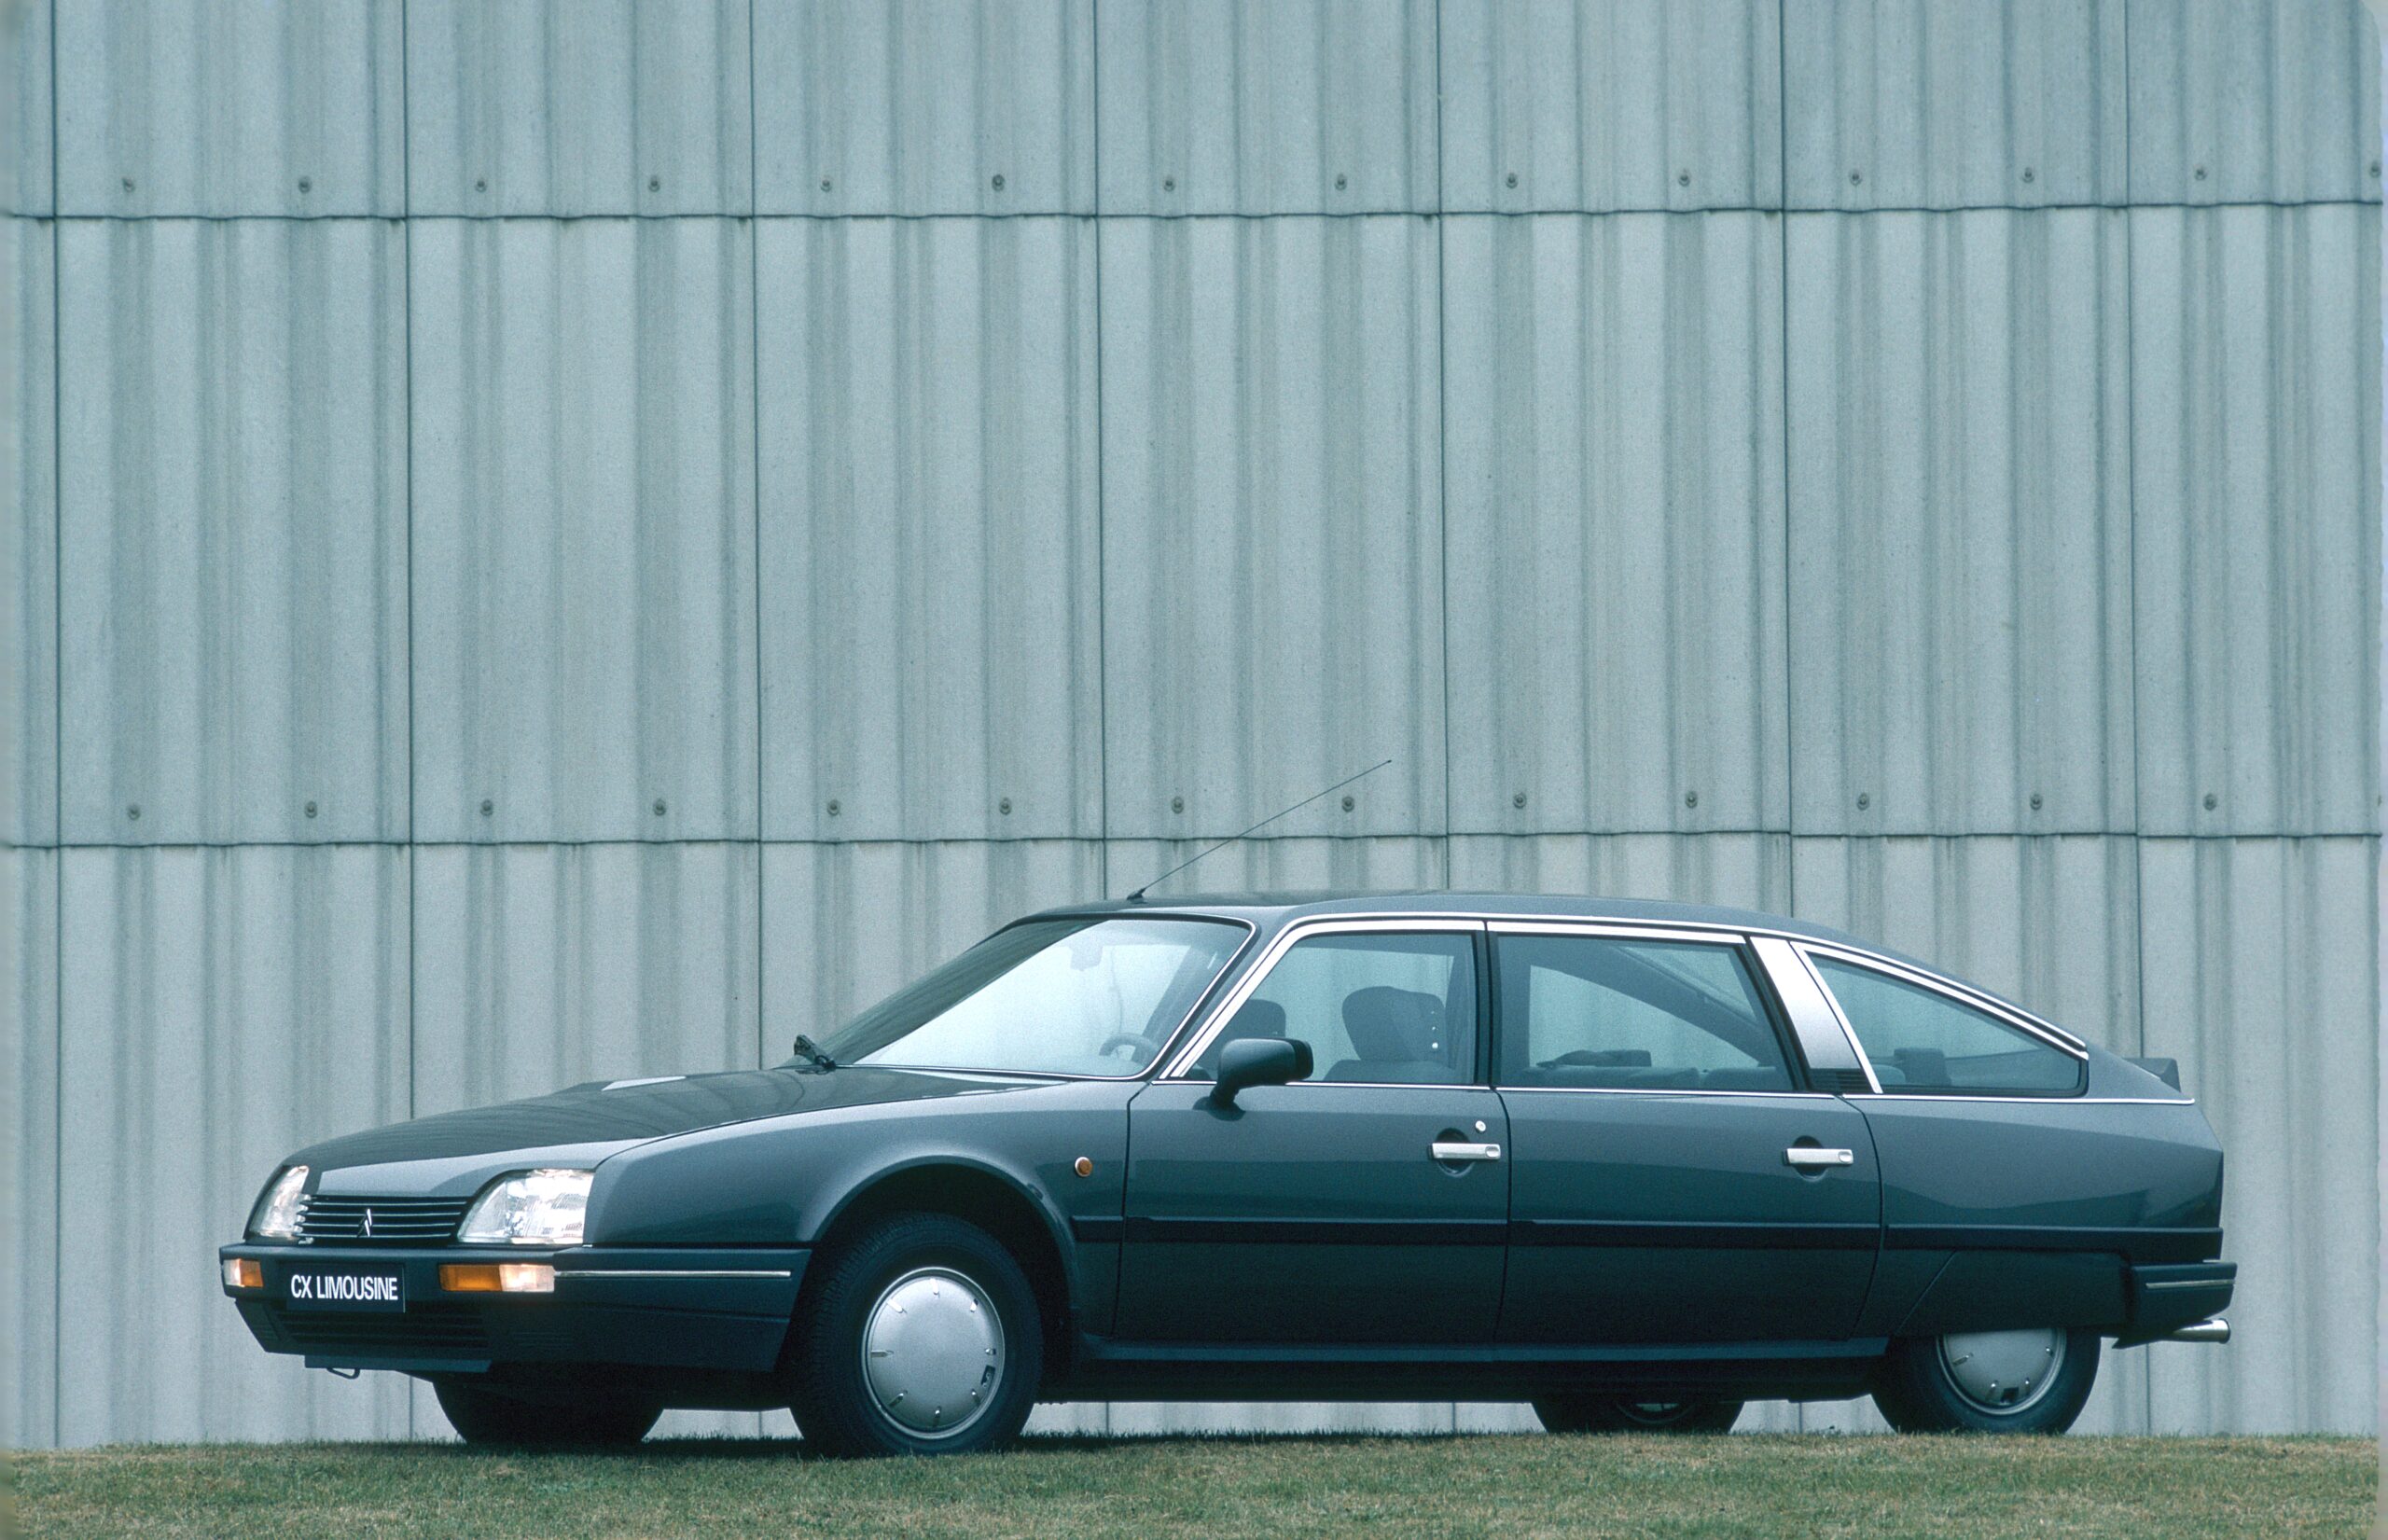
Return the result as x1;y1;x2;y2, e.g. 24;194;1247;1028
285;1265;405;1312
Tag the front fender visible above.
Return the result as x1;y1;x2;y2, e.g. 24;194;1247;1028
585;1078;1135;1297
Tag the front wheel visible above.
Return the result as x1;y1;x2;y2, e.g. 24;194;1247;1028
1534;1396;1743;1434
1870;1326;2101;1434
433;1380;660;1448
783;1213;1045;1457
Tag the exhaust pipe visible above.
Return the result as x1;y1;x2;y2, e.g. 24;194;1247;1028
2164;1317;2230;1344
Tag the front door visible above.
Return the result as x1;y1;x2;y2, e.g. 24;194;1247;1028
1490;925;1882;1345
1115;923;1510;1343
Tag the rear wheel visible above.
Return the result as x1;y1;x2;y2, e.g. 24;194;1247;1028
784;1212;1044;1457
1534;1396;1743;1434
1870;1326;2100;1434
433;1380;660;1449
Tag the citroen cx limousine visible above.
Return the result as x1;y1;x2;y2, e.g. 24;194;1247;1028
224;894;2232;1454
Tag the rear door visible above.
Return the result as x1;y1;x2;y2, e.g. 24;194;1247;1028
1794;946;2134;1333
1492;924;1881;1345
1116;922;1510;1344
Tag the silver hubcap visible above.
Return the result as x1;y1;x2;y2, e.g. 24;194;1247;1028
1938;1328;2067;1414
860;1267;1005;1437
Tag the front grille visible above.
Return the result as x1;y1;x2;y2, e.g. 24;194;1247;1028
297;1195;472;1243
272;1302;490;1356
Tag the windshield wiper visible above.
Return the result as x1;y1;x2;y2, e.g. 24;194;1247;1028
789;1034;838;1074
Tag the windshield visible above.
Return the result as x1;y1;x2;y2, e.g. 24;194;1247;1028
815;917;1247;1077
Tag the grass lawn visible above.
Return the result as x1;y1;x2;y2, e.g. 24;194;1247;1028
12;1433;2375;1540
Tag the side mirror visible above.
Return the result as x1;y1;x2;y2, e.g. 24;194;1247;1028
1210;1037;1312;1108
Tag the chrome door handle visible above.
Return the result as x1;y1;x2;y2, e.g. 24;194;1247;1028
1784;1146;1854;1169
1430;1141;1503;1163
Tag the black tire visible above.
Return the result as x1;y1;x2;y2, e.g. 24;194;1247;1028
784;1213;1045;1457
1870;1327;2101;1434
434;1379;660;1449
1534;1396;1744;1434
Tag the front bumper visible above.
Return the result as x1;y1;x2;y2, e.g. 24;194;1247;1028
221;1242;809;1374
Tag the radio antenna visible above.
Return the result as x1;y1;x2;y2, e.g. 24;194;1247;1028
1124;759;1394;904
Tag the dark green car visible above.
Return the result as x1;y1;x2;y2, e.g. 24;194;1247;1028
224;894;2234;1453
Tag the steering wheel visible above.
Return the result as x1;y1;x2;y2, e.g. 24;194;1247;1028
1097;1033;1159;1066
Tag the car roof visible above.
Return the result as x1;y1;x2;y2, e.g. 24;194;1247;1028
1030;890;1883;954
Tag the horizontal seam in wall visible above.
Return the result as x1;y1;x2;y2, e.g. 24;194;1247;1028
7;831;2381;853
26;196;2385;226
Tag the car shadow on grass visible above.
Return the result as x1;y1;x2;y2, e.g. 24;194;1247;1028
400;1429;1577;1464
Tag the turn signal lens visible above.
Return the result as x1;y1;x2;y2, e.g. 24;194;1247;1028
440;1263;555;1294
223;1258;262;1290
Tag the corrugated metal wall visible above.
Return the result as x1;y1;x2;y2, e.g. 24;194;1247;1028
0;0;2377;1446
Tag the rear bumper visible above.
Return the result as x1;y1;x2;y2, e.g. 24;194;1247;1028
221;1242;808;1375
2113;1261;2236;1348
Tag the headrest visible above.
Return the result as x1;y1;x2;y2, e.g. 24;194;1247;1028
1341;986;1442;1063
1221;999;1287;1042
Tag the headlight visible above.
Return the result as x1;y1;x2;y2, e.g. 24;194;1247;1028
457;1169;593;1246
247;1166;309;1240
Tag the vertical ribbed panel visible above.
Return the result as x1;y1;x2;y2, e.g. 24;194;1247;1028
1097;0;1438;214
1109;835;1447;903
410;839;762;1444
14;0;2382;1449
2131;204;2381;837
1444;212;1786;836
2;847;57;1450
756;0;1094;215
410;217;758;843
1787;837;2143;1053
1788;208;2135;836
410;844;761;1117
1445;834;1792;911
57;846;412;1445
2;215;54;845
758;217;1102;841
54;0;402;216
407;0;753;216
1439;0;1782;213
1786;833;2148;1433
1784;0;2127;211
2137;838;2378;1434
57;218;410;844
2128;0;2381;206
3;0;51;214
1101;216;1444;839
763;841;1105;1041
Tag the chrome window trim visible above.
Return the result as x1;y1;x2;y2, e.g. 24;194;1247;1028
1795;941;2091;1063
1173;1081;1511;1094
1861;1094;2194;1107
1484;920;1745;945
1159;917;1487;1081
1783;942;1885;1094
1495;1085;1839;1101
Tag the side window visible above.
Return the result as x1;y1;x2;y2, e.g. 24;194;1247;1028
1495;935;1794;1092
1191;932;1478;1085
1811;956;2083;1096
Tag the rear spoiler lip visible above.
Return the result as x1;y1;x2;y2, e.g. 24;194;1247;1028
2127;1056;2182;1091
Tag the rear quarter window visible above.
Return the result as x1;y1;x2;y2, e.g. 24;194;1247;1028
1811;956;2083;1097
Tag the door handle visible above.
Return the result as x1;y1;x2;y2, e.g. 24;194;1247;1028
1784;1146;1854;1169
1430;1140;1502;1163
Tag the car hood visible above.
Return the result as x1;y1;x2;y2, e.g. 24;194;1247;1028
291;1064;1049;1190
